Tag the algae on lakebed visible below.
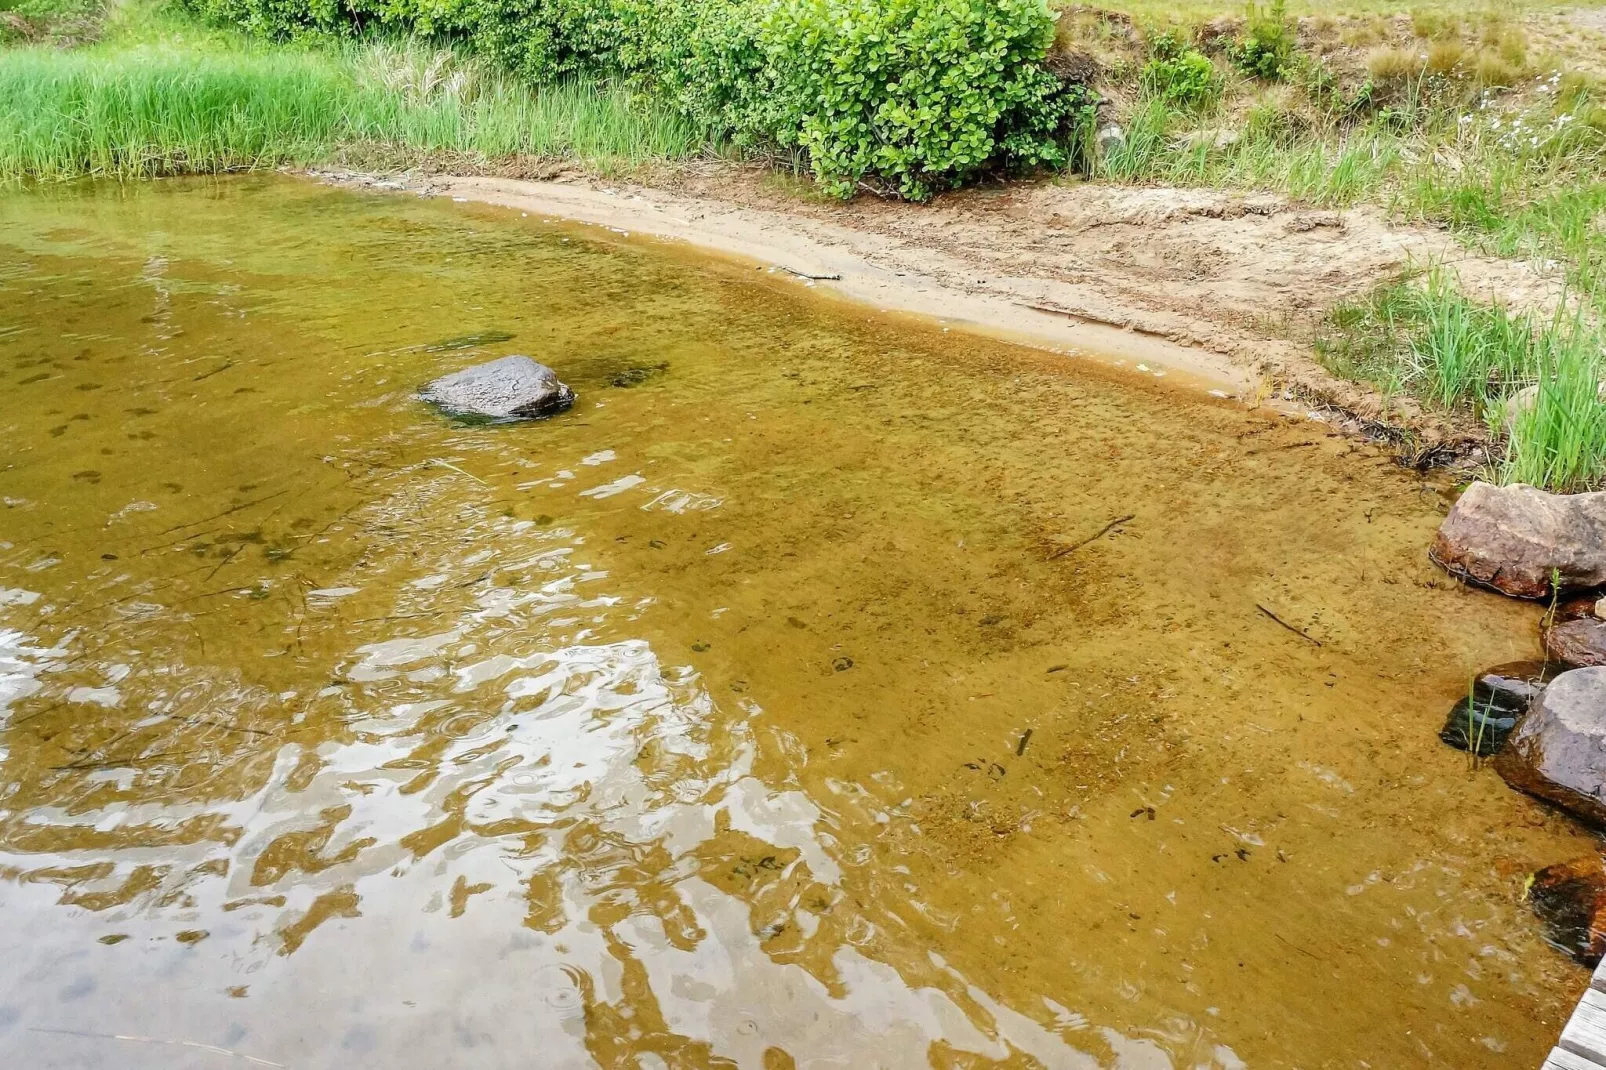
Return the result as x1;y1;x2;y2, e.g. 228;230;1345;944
0;174;1592;1068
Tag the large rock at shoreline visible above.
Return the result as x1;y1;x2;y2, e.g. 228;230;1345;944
1495;666;1606;826
1527;853;1606;966
420;356;575;421
1429;481;1606;599
1547;618;1606;669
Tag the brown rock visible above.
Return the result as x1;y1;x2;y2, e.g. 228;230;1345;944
1547;618;1606;668
1495;667;1606;825
1527;854;1606;966
1429;482;1606;599
1558;593;1605;622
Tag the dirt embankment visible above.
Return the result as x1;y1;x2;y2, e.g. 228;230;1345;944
314;163;1562;452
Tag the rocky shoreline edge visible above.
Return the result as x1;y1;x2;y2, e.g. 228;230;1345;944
1432;481;1606;966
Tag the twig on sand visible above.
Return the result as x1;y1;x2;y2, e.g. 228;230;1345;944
1256;604;1323;647
1016;302;1174;340
778;265;842;282
1047;514;1134;560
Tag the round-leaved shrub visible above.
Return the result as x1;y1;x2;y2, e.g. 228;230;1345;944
765;0;1075;199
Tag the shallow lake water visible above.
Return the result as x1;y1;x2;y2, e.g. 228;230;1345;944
0;174;1596;1069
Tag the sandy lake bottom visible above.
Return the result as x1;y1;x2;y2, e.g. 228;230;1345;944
0;174;1595;1069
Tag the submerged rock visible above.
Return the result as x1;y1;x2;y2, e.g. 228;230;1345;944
609;362;668;388
1547;618;1606;668
1494;666;1606;826
1439;661;1551;756
420;356;575;421
1527;854;1606;966
1429;481;1606;599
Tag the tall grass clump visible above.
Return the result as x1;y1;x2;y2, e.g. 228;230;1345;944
1504;321;1606;490
0;36;708;180
1317;269;1606;490
0;47;350;177
1407;270;1537;409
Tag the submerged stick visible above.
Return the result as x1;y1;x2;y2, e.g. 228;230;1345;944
27;1028;283;1067
1255;604;1323;647
145;490;290;540
1016;728;1033;756
1048;514;1134;560
427;458;488;485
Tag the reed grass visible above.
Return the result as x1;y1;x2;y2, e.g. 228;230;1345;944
1504;321;1606;489
1318;269;1606;490
0;27;709;181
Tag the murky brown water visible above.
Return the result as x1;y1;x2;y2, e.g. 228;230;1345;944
0;174;1595;1069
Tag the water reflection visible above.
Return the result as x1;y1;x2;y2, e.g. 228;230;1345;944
0;493;1163;1067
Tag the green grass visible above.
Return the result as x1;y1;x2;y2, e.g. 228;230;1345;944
1099;61;1606;490
1504;319;1606;488
1317;269;1606;489
1101;97;1415;206
0;6;710;181
1099;88;1605;252
1075;0;1606;491
1081;0;1599;22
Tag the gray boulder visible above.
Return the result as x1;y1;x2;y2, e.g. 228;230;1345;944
1495;666;1606;826
420;356;574;421
1429;481;1606;599
1096;123;1126;158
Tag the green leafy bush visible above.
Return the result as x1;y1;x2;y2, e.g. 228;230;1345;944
182;0;1092;199
1229;0;1294;81
1139;30;1217;110
768;0;1085;199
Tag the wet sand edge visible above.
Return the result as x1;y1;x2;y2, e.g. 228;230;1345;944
307;169;1260;396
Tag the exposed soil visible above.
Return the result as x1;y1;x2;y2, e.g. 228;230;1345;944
314;162;1562;457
